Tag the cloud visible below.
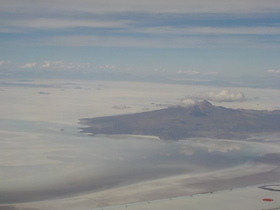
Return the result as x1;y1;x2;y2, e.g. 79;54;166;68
179;99;197;108
22;30;280;48
0;61;11;67
0;61;7;65
183;89;246;103
8;18;129;30
154;68;166;73
203;72;218;75
19;63;38;69
40;61;51;68
177;70;218;75
132;26;280;36
267;69;280;73
38;61;90;70
14;61;91;72
2;0;280;50
177;70;200;75
180;139;241;156
99;64;117;71
2;0;280;15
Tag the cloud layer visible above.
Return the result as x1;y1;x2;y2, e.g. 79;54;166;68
267;69;280;74
17;61;91;70
2;0;280;14
1;0;280;82
1;0;280;48
181;89;246;104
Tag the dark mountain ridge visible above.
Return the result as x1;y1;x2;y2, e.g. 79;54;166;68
79;101;280;140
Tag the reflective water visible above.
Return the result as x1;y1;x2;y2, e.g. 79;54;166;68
0;118;267;204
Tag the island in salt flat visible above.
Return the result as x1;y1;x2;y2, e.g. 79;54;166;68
79;100;280;140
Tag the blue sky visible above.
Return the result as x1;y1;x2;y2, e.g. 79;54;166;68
1;0;280;83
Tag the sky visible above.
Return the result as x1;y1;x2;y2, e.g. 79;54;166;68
1;0;280;84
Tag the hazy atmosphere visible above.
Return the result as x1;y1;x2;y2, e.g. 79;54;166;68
1;0;280;88
1;0;280;210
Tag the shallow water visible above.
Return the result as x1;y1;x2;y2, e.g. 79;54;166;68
0;118;270;204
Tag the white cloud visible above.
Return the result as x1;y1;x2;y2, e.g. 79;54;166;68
180;140;241;156
267;69;280;73
40;61;51;68
0;61;11;67
8;18;129;30
16;61;91;71
2;0;280;14
179;99;197;108
177;70;200;75
2;1;280;50
9;18;280;37
154;68;166;73
185;89;246;102
134;26;280;36
19;63;38;69
203;72;218;75
39;61;90;70
99;64;117;71
177;70;218;75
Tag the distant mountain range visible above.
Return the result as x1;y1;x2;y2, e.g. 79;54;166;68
79;101;280;140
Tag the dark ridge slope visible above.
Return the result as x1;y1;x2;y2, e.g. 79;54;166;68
79;100;280;140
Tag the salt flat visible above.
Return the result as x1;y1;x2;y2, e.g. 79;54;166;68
0;80;280;210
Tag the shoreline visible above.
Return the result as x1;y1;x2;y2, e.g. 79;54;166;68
1;136;280;209
4;155;280;210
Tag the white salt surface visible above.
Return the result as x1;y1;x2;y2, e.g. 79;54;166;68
0;80;280;209
89;184;280;210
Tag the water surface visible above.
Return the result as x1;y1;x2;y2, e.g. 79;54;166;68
0;118;269;204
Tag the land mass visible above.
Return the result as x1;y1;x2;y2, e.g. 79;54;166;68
79;101;280;140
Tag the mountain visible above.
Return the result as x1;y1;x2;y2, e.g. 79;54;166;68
79;101;280;140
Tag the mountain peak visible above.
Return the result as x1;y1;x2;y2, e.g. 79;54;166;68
187;100;214;117
185;100;214;113
196;100;213;109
